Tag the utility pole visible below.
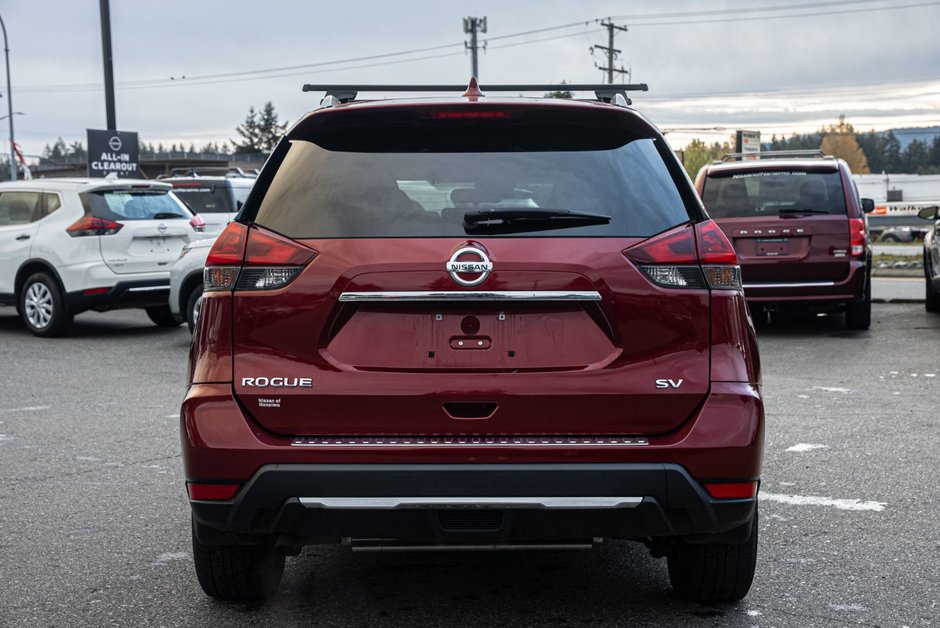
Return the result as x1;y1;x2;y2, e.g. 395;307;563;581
463;16;487;79
592;19;629;84
0;12;16;180
99;0;116;130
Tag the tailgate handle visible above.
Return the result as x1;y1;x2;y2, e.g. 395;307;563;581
443;402;498;420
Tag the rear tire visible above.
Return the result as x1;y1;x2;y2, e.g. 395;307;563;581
19;272;73;337
926;258;940;313
667;510;758;603
191;520;285;602
185;284;204;333
845;276;871;330
146;305;181;327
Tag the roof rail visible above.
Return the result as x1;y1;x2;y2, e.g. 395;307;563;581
303;78;649;106
156;166;256;179
720;149;830;162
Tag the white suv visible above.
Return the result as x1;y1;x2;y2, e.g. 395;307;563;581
0;178;207;336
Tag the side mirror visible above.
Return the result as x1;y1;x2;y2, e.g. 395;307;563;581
861;198;875;213
918;205;939;220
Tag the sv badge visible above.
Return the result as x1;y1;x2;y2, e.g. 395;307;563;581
655;378;684;389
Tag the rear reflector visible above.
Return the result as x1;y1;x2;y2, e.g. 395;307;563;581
67;216;123;237
206;222;248;266
187;482;240;501
703;481;758;499
82;287;110;296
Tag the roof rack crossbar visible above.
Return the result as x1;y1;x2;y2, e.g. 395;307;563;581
721;149;827;162
303;83;649;105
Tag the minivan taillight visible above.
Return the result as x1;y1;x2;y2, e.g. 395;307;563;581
66;216;123;237
204;223;317;292
849;218;866;256
624;220;742;291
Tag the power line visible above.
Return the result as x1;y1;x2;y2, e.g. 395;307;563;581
609;0;908;21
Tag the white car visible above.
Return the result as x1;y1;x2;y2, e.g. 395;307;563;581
169;235;215;332
160;169;255;237
0;178;208;336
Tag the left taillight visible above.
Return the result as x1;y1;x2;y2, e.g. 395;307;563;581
203;223;317;292
66;216;123;237
849;218;867;257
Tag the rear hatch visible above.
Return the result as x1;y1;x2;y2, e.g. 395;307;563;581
169;180;240;236
229;103;713;437
701;166;850;284
81;185;194;274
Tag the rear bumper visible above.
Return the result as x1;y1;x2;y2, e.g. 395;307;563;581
66;279;170;313
190;463;756;545
182;381;764;544
741;258;868;305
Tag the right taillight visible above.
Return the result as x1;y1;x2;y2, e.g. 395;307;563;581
203;223;316;292
66;216;123;237
624;220;742;291
849;218;866;256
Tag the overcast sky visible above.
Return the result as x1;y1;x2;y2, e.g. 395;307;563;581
3;0;940;156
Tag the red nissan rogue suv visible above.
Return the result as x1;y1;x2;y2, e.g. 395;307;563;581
695;151;874;329
181;81;764;603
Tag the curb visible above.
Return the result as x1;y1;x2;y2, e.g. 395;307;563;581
872;298;924;304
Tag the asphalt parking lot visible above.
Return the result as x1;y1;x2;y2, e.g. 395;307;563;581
0;303;938;627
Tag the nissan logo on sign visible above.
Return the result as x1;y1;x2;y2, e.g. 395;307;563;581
87;129;139;179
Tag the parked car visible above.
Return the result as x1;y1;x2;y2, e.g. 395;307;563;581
0;178;206;336
182;80;764;604
874;225;928;243
159;168;255;236
169;236;215;332
695;150;875;329
919;205;940;312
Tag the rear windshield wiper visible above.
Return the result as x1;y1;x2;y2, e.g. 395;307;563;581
777;208;831;215
463;208;611;235
152;212;186;219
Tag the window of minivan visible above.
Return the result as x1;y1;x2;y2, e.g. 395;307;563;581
251;114;697;239
702;169;846;218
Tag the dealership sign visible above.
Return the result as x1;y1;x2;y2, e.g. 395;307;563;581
87;129;140;178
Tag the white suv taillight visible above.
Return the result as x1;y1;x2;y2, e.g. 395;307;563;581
203;222;316;292
66;216;123;237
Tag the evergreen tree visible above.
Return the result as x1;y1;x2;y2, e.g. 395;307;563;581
232;102;287;153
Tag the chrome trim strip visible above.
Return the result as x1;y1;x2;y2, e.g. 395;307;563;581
338;290;602;302
127;286;169;293
743;281;835;289
291;436;649;447
299;497;643;510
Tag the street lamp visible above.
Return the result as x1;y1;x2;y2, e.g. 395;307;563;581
0;12;15;181
0;110;23;122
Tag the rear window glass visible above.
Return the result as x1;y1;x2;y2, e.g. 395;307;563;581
172;185;235;214
81;190;191;221
253;135;692;239
702;170;846;218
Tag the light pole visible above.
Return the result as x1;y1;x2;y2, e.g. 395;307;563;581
0;12;15;180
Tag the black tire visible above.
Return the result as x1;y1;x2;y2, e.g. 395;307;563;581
185;284;204;333
145;305;182;327
926;255;940;313
191;521;285;602
667;510;758;603
18;272;73;337
845;276;872;330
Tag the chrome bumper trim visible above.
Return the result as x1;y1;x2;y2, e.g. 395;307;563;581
290;436;649;447
126;285;169;293
338;290;602;302
298;496;643;509
743;281;835;289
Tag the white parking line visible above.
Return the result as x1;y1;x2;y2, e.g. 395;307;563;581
785;443;830;452
760;492;886;512
1;406;50;413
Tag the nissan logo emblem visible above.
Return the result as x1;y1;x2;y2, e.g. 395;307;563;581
446;246;492;286
157;223;168;234
108;135;123;152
